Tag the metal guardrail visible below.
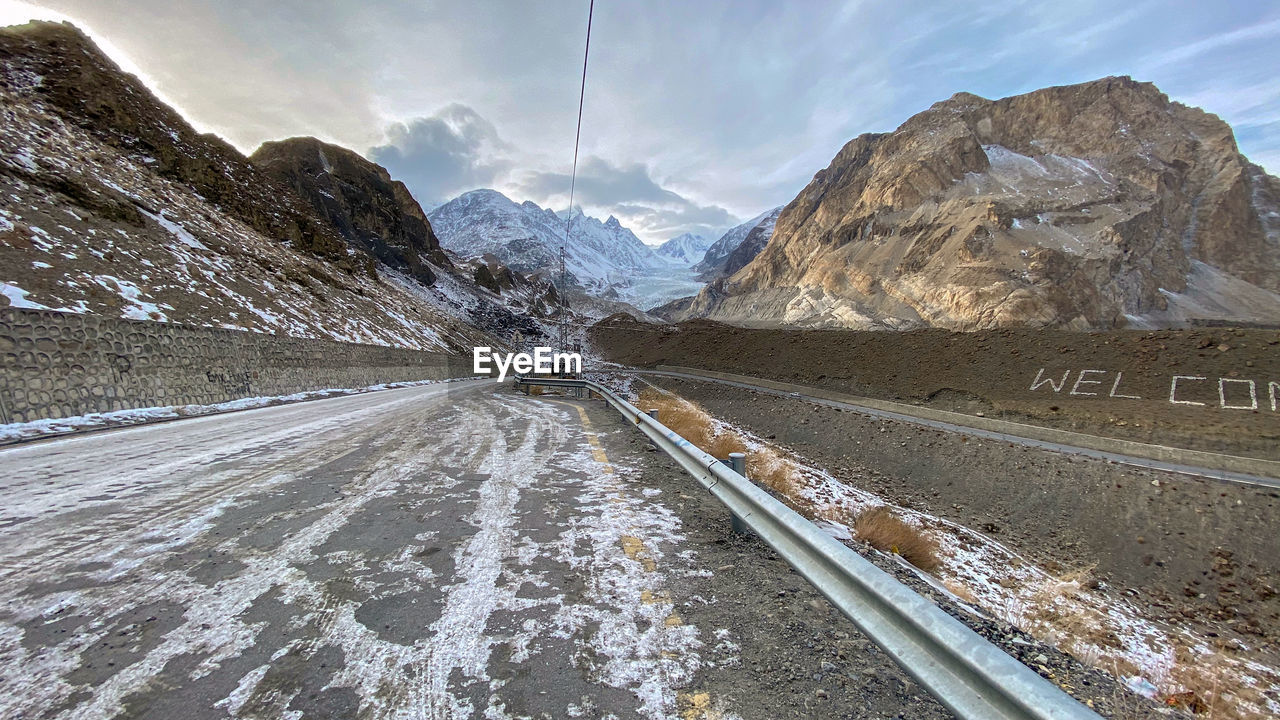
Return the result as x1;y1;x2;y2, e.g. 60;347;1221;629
515;374;1102;720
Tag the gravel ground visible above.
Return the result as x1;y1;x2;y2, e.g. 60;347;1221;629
586;385;1172;718
649;376;1280;660
590;404;952;719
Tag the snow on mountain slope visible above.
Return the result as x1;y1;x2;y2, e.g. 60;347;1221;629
654;232;711;266
427;189;662;294
0;21;517;352
694;207;782;278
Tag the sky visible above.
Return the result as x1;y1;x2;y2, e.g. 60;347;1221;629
2;1;1279;246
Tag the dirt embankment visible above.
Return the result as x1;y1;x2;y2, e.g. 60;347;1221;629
653;376;1280;650
590;319;1280;460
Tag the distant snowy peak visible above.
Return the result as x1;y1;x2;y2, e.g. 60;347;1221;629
695;206;782;277
655;232;712;266
427;189;660;293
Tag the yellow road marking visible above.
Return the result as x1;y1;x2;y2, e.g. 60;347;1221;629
546;396;725;714
677;691;722;720
640;589;670;604
619;535;657;572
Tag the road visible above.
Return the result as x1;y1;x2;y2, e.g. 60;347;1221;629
0;380;948;720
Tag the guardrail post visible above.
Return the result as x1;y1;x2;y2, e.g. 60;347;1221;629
646;409;659;448
727;452;749;535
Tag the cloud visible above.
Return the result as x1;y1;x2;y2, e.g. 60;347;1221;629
514;157;681;208
369;104;512;206
13;0;1280;230
611;202;738;244
511;156;738;243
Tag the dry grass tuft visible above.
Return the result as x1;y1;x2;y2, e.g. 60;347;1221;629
639;388;745;455
744;447;801;496
528;385;544;396
853;506;941;571
636;386;806;502
942;578;978;604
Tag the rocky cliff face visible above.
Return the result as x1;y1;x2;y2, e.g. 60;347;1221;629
0;21;545;351
691;76;1280;330
0;22;353;266
251;137;451;285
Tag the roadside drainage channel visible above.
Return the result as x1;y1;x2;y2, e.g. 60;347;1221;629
637;366;1280;490
515;374;1102;720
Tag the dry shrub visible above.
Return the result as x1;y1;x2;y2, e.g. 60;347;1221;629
942;578;977;604
636;387;806;500
1163;646;1272;720
745;447;801;496
638;388;743;456
705;432;748;459
529;385;544;396
853;506;941;572
637;388;712;447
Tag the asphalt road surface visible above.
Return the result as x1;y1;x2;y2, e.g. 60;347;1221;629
0;380;948;720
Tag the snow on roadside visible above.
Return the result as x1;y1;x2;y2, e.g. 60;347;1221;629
621;382;1280;719
0;377;469;444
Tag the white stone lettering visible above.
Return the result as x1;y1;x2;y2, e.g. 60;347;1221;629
1218;378;1258;410
1030;368;1071;392
1169;376;1207;406
1109;372;1141;399
1069;369;1106;396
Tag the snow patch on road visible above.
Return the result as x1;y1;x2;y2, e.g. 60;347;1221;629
548;443;707;719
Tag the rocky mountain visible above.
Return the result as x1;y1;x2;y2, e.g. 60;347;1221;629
654;232;711;266
250;137;451;286
0;21;544;350
686;76;1280;330
712;208;781;280
694;206;782;279
427;189;661;294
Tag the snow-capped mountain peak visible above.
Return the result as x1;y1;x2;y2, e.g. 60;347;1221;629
694;206;783;277
427;189;662;293
655;232;713;266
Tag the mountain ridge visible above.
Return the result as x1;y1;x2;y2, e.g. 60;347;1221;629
694;207;782;279
685;75;1280;330
655;232;712;266
0;21;551;350
427;188;663;293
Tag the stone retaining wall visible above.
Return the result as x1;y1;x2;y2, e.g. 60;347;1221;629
0;308;472;424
